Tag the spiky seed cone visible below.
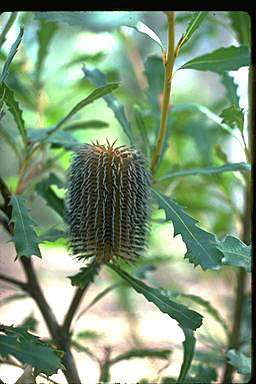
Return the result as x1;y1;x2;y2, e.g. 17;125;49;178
66;141;151;264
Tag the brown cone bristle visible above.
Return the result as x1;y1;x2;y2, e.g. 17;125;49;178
66;141;152;264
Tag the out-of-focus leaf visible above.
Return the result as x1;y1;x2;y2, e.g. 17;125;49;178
152;190;223;271
37;227;66;243
0;325;63;377
35;19;58;85
76;330;102;340
36;173;65;218
185;364;218;383
217;235;251;272
0;27;23;83
133;105;151;158
178;46;250;73
62;52;105;68
68;262;100;289
228;12;251;46
179;12;208;49
110;348;171;365
109;264;203;330
0;122;23;161
82;66;134;144
144;55;163;117
156;162;251;182
9;195;42;258
221;72;240;107
226;349;251;375
63;119;108;131
34;11;141;32
177;328;196;383
128;21;164;50
28;127;79;150
0;83;27;146
220;105;244;132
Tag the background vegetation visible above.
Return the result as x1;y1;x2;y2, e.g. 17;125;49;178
0;11;252;384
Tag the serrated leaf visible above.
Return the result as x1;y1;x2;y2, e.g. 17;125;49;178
152;190;223;271
217;235;251;272
109;264;203;330
111;348;171;365
178;46;250;73
179;12;208;49
177;328;196;383
220;105;244;132
0;326;63;377
28;127;79;150
0;27;23;83
35;19;58;84
68;262;100;289
52;82;119;134
9;195;41;258
221;72;240;107
36;173;65;218
82;66;134;145
227;349;251;375
0;83;27;145
228;12;251;46
156;162;250;182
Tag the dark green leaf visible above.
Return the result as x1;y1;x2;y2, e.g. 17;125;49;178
177;328;196;383
9;195;42;258
156;162;251;182
0;27;23;83
109;264;203;330
36;173;65;217
110;348;171;365
63;119;109;131
37;228;66;243
52;82;119;134
0;83;27;145
0;326;63;376
82;66;134;145
221;72;240;107
228;12;251;46
28;127;79;150
226;349;251;375
179;12;208;49
220;105;244;132
68;262;100;289
178;46;250;73
35;19;58;85
152;190;223;271
217;235;251;272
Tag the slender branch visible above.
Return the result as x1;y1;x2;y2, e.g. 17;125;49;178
63;286;89;333
150;11;176;175
0;274;28;292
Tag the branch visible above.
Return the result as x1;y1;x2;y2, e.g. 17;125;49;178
150;11;176;175
63;285;89;334
0;274;28;292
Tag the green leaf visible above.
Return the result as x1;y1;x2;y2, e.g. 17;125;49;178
144;55;164;117
35;19;58;85
185;364;218;383
110;348;171;365
220;105;244;132
221;72;240;107
0;27;23;83
62;52;105;68
68;262;100;289
52;82;119;134
9;195;42;258
228;12;251;46
0;122;23;161
179;12;208;49
175;293;229;334
36;173;65;218
177;328;196;383
178;46;250;73
226;349;251;375
0;83;27;145
0;325;63;377
156;162;251;182
63;119;109;131
152;190;223;271
109;264;203;331
28;127;79;150
133;105;151;158
127;21;164;50
37;227;66;243
217;235;251;272
82;66;135;145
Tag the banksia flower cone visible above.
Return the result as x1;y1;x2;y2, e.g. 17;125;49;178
66;141;151;264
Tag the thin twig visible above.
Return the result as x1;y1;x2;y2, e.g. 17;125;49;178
0;274;28;292
150;12;176;175
63;286;89;333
